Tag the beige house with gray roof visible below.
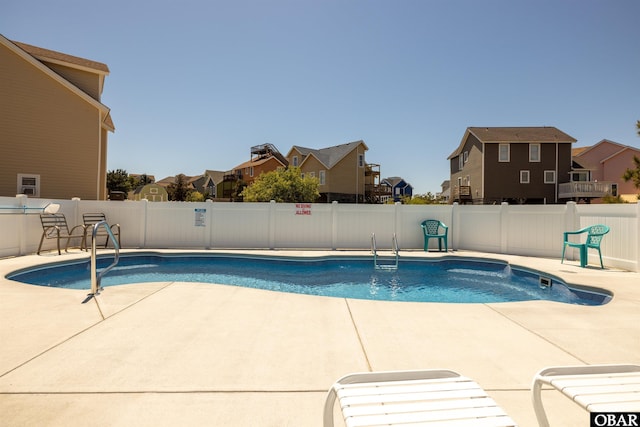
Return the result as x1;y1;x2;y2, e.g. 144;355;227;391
0;34;114;200
286;140;368;203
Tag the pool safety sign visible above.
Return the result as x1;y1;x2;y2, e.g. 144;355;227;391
295;203;312;215
194;208;206;226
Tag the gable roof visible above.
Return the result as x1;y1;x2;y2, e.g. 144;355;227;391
573;139;640;159
448;127;576;159
1;34;113;131
204;170;226;184
12;40;110;74
289;140;368;169
232;155;287;171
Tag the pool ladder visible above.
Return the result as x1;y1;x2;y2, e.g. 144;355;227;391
371;233;399;270
85;220;120;301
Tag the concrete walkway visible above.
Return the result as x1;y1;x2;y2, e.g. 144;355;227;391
1;250;639;426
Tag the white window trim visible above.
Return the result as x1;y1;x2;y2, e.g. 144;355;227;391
17;174;40;197
458;156;463;170
463;151;468;163
292;156;298;167
319;170;326;185
520;170;530;184
529;143;541;162
544;170;556;184
499;144;510;162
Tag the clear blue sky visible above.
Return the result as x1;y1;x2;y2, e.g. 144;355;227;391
3;0;639;194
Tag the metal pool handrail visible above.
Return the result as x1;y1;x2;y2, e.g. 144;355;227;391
88;220;120;298
371;233;399;270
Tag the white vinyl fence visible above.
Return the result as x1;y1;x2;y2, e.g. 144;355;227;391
1;195;639;272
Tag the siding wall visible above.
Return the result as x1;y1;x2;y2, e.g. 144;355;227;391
0;43;102;200
1;196;638;272
46;63;101;100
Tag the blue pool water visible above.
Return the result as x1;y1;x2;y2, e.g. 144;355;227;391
7;254;610;305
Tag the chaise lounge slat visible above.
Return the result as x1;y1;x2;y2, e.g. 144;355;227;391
324;369;517;427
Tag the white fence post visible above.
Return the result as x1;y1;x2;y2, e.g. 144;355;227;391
141;199;148;248
331;201;339;250
206;199;214;249
451;202;459;251
500;202;508;253
564;202;578;261
16;194;28;256
269;200;276;250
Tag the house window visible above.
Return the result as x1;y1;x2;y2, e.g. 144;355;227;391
458;156;463;170
466;175;470;186
249;166;254;177
571;171;589;181
529;144;541;162
17;174;40;197
611;183;618;196
499;144;510;162
358;154;364;167
520;170;530;184
319;170;326;185
292;156;298;167
463;151;468;163
544;170;556;184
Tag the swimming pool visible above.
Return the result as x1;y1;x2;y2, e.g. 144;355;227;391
7;253;610;305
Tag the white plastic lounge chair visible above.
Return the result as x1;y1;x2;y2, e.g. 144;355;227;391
532;364;640;427
324;369;517;427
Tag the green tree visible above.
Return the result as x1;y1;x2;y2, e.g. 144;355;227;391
186;191;205;202
241;167;319;202
167;174;192;201
622;155;640;194
106;169;132;198
129;173;153;190
400;192;444;204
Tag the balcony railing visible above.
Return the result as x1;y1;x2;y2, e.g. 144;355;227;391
558;181;614;199
452;186;472;201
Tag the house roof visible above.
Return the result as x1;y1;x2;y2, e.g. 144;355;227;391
232;155;287;171
448;127;577;159
12;40;110;74
573;139;640;163
288;140;368;169
572;146;591;156
1;35;113;131
204;170;226;184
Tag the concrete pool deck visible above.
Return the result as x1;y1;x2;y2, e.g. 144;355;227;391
1;249;639;426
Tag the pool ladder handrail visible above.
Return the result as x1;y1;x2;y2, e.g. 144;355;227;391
371;233;399;270
89;220;120;298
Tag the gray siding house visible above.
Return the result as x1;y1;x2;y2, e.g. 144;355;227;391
448;127;576;204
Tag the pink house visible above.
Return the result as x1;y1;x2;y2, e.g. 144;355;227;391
573;139;640;202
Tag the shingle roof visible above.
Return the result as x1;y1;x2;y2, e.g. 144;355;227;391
12;40;110;73
292;140;368;169
468;127;576;143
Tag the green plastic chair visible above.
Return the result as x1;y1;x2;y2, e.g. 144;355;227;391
561;224;609;268
420;219;448;252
